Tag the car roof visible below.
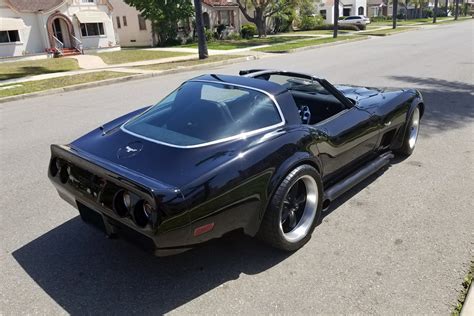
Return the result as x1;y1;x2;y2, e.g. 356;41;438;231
189;74;287;96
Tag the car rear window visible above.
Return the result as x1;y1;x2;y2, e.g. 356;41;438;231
123;81;282;147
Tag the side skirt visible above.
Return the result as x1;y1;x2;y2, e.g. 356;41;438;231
322;151;394;210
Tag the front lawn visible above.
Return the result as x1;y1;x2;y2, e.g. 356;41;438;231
95;49;191;64
136;55;243;71
255;36;364;53
360;26;414;36
181;36;309;50
0;71;128;98
0;58;79;81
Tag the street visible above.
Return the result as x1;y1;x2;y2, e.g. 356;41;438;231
1;20;473;314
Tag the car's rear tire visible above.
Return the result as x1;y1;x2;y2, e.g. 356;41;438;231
258;165;323;252
396;105;421;156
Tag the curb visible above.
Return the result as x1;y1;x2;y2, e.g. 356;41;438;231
258;36;370;54
0;55;258;104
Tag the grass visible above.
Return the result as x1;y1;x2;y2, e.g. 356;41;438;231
0;58;79;81
370;16;471;27
290;29;354;35
181;36;309;50
254;35;364;53
360;26;414;36
95;50;191;64
452;261;473;315
0;71;128;98
136;55;243;71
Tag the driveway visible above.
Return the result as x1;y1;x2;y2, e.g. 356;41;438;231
0;20;473;314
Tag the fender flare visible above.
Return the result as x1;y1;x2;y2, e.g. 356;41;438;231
247;151;322;236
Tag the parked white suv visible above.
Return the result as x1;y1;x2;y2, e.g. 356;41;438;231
339;15;370;29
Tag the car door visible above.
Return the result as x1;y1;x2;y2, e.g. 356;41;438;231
314;106;379;185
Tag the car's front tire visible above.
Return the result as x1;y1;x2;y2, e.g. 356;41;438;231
396;105;421;156
258;165;323;252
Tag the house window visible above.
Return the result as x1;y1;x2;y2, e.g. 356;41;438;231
81;0;95;3
320;10;327;19
80;23;105;36
0;30;20;43
116;16;121;28
123;16;127;27
138;14;147;30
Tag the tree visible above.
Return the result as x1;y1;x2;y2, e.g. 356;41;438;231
392;0;398;28
193;0;208;59
125;0;194;46
333;0;339;38
236;0;297;37
433;0;439;22
454;0;459;19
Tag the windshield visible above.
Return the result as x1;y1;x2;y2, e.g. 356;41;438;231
123;81;282;147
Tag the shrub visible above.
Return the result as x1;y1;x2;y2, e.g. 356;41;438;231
216;24;226;38
306;24;360;31
204;28;215;42
241;23;257;39
299;16;324;30
371;16;390;22
184;37;194;45
228;32;241;40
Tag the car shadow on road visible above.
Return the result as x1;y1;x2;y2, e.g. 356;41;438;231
387;76;474;135
12;219;290;314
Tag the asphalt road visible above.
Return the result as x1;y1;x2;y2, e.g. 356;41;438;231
1;21;473;315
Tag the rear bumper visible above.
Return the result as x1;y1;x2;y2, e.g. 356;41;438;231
49;144;193;255
76;200;192;256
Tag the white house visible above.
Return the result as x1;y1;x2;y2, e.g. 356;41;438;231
316;0;367;24
108;0;152;47
108;0;242;47
0;0;118;58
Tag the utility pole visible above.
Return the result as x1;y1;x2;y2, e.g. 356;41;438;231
333;0;339;38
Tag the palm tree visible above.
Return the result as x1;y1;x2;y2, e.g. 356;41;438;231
433;0;439;22
393;0;398;28
193;0;208;59
333;0;339;38
454;0;459;19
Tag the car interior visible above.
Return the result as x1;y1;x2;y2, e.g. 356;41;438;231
254;74;347;125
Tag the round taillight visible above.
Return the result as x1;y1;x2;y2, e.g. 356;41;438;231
113;190;131;217
133;200;153;227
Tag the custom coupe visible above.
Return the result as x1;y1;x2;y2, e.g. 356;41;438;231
48;70;424;255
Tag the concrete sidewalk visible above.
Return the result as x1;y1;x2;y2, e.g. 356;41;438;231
462;284;474;316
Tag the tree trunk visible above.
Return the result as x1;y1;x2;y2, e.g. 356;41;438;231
333;0;339;38
433;0;439;22
193;0;208;59
393;0;398;28
445;0;449;15
454;0;459;19
255;8;267;37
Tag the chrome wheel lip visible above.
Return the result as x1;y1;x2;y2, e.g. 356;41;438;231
279;175;318;243
408;107;420;149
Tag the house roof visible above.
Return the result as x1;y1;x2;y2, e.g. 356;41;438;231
202;0;238;7
6;0;65;13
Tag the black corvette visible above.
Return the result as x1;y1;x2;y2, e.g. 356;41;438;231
48;69;424;255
